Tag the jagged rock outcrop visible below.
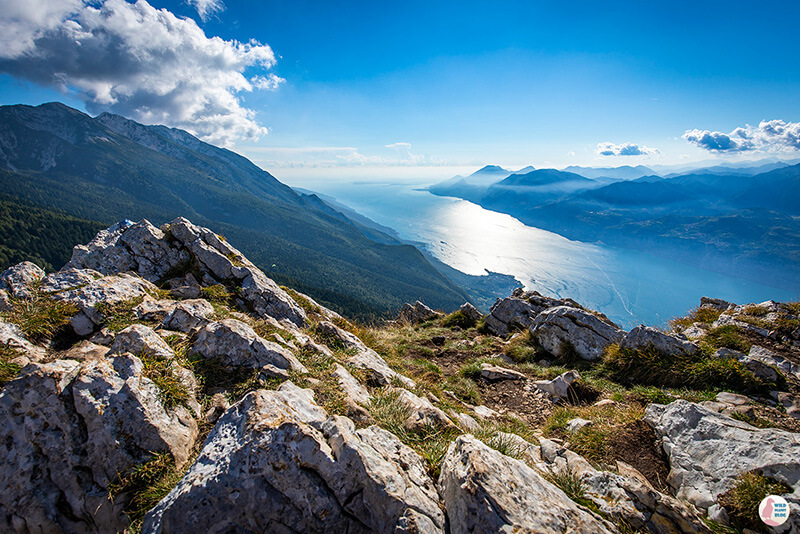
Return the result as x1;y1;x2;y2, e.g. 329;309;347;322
531;306;623;360
484;289;582;336
439;435;615;533
109;324;176;360
0;320;47;361
161;298;215;332
533;369;581;399
620;325;699;355
316;321;414;388
397;300;439;324
0;355;198;533
645;400;800;520
192;318;307;373
457;302;482;322
533;438;711;533
712;347;780;382
143;384;444;533
0;261;45;298
391;387;455;432
45;270;159;335
332;363;371;406
65;218;307;327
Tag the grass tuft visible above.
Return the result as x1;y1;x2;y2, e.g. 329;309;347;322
703;325;751;353
3;293;77;342
0;344;23;388
139;353;191;410
441;310;477;329
670;306;723;330
718;471;792;532
95;297;146;332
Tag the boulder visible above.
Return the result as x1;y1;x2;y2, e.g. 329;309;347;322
712;347;780;383
0;320;47;361
567;417;594;432
712;314;770;338
483;297;536;336
391;388;455;432
109;324;175;360
397;301;439;324
700;297;733;311
457;302;482;322
531;306;623;361
644;400;800;512
133;298;178;322
162;298;215;332
480;363;527;381
47;271;159;335
60;340;110;361
143;385;444;533
533;438;711;533
0;261;45;298
438;435;615;534
620;325;699;356
749;345;800;380
316;321;414;388
332;363;371;406
192;318;307;373
533;369;581;399
0;355;197;533
0;289;12;312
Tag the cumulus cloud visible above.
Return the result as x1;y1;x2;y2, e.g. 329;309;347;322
187;0;224;21
596;142;659;157
683;120;800;153
0;0;282;146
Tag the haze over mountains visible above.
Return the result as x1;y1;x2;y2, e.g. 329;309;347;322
430;162;800;291
0;102;475;319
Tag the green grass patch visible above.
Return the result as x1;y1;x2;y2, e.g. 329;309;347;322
0;344;23;388
670;306;724;330
703;325;752;353
542;467;600;512
188;355;265;403
444;375;481;405
441;310;477;329
718;471;792;532
95;296;146;333
598;343;764;394
3;293;77;342
139;353;191;410
503;330;545;364
200;284;233;304
282;286;322;316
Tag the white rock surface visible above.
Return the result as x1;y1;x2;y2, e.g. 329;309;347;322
0;355;197;533
531;306;623;361
620;325;699;355
317;321;414;388
0;261;45;298
161;298;214;332
480;363;527;381
397;300;439;324
0;320;47;361
534;370;581;399
439;435;615;534
143;386;444;533
644;400;800;512
109;324;175;360
193;318;307;373
332;363;371;406
712;347;780;383
391;387;455;432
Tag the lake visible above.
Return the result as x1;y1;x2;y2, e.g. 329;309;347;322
283;176;798;329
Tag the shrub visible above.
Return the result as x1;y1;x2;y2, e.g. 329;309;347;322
441;310;476;329
599;343;763;394
718;472;792;532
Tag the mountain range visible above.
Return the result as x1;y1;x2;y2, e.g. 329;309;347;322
0;102;473;320
430;163;800;290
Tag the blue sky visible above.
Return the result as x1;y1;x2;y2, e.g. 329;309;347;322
1;0;799;177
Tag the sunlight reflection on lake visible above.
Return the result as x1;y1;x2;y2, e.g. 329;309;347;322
287;178;798;329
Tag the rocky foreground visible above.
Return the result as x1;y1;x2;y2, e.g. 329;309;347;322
0;217;799;533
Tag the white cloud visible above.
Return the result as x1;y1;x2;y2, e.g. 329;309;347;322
0;0;280;146
187;0;224;21
683;120;800;153
596;142;659;157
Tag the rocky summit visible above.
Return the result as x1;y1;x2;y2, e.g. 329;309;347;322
1;217;799;533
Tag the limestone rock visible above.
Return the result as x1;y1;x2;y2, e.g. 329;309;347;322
534;370;581;399
143;387;444;533
749;345;800;380
59;340;109;361
203;393;230;424
0;261;45;298
567;417;594;432
534;438;711;533
133;298;177;322
620;325;699;355
193;319;307;373
391;387;455;432
0;355;197;533
450;410;480;431
316;321;414;388
397;300;439;324
457;302;482;322
644;400;800;512
700;297;734;311
531;306;623;361
439;435;615;534
472;405;499;419
162;298;215;332
39;268;103;293
713;347;781;382
110;324;175;360
480;363;527;381
0;320;47;361
712;314;770;338
332;363;371;406
484;290;582;336
0;289;12;312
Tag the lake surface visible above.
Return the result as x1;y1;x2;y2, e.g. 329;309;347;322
286;176;798;329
